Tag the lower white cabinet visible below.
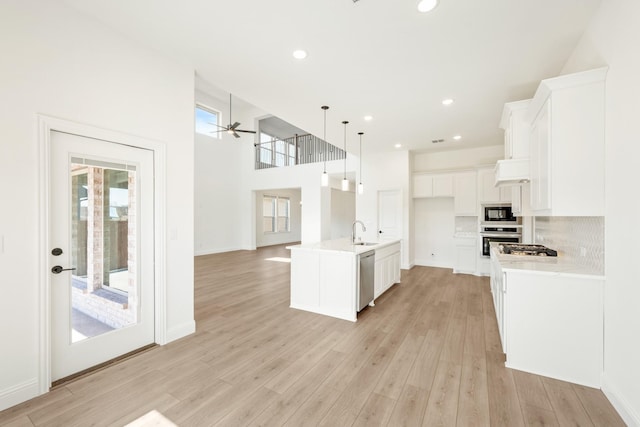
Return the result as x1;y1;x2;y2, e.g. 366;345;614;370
374;242;401;298
453;236;476;274
489;253;603;387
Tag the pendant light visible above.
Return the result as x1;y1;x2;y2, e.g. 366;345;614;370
321;106;329;187
357;132;364;195
341;121;349;191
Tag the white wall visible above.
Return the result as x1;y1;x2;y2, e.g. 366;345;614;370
330;188;356;240
413;145;504;172
561;1;640;424
414;198;455;268
255;188;302;247
0;0;195;410
194;89;247;255
356;150;412;269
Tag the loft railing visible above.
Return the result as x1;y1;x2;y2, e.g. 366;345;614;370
255;133;346;170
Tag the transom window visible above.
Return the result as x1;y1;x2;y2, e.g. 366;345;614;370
195;104;221;138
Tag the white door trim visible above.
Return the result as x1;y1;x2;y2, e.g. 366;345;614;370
37;114;167;395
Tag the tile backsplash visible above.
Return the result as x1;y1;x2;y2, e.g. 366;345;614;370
455;216;478;233
534;216;604;273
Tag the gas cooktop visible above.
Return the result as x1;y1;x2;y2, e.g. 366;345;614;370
498;243;558;257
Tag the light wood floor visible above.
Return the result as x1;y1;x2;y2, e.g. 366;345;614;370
0;244;625;426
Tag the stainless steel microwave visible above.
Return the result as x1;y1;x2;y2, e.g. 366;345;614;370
482;204;516;222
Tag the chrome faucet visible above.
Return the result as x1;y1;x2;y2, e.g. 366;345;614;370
352;220;366;244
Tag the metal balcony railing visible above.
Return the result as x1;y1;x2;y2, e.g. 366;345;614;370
255;133;346;170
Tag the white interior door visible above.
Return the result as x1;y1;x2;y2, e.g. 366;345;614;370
378;190;402;239
50;131;154;382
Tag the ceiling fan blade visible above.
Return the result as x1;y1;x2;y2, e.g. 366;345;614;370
229;122;241;130
235;129;256;134
210;123;228;129
211;128;229;133
232;130;241;138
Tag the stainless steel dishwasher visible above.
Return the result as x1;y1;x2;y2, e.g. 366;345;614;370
358;250;375;312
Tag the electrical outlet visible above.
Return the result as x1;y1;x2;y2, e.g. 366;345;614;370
580;247;587;257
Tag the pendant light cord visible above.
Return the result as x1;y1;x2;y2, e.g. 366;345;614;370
358;132;363;183
322;106;329;173
342;121;348;179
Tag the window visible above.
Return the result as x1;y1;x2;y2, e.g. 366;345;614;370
195;104;221;138
258;132;296;168
263;196;290;233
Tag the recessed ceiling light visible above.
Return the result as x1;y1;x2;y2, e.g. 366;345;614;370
292;50;307;60
442;98;454;106
417;0;439;13
394;143;402;148
453;135;462;140
364;115;373;121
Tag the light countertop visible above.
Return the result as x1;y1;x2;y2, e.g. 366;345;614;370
287;237;402;255
490;243;604;279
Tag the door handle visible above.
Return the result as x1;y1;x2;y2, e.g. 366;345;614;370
51;265;76;274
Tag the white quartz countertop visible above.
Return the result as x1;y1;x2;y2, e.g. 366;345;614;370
287;237;402;255
489;243;604;279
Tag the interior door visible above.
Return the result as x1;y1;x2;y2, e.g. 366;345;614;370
49;131;154;382
377;190;402;239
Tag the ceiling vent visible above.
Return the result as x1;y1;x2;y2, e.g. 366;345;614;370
431;139;445;144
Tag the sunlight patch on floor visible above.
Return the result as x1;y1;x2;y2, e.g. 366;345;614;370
265;257;291;263
124;410;177;427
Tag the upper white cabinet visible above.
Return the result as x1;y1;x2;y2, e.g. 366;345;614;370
413;173;454;198
500;99;531;160
413;171;477;216
527;67;607;216
478;167;511;203
453;171;477;215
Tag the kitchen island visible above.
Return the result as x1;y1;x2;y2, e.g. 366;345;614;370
287;238;401;321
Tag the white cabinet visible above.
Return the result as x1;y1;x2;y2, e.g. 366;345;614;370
413;174;434;198
527;67;606;216
529;100;551;211
500;99;531;160
453;236;476;275
413;173;453;198
453;171;477;215
505;271;603;387
290;249;357;321
477;167;511;203
489;253;604;388
510;183;531;217
374;242;401;298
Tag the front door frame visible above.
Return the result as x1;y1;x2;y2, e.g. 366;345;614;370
37;114;167;394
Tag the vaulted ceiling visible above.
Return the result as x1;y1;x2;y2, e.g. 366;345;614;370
62;0;601;154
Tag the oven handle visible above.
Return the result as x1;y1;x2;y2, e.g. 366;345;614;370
480;233;522;238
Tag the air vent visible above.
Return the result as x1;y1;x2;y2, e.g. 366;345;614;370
431;139;445;144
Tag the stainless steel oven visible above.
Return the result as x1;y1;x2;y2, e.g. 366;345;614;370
480;233;521;257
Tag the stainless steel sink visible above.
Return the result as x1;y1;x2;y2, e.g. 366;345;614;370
353;242;377;246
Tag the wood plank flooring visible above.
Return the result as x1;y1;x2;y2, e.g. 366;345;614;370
0;244;625;426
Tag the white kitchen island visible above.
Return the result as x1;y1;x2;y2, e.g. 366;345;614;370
287;238;401;322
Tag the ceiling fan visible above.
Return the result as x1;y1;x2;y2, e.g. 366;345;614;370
213;93;256;138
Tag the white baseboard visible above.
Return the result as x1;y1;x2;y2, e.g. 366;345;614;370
194;246;246;256
0;378;39;412
414;259;453;269
602;374;640;427
165;320;196;343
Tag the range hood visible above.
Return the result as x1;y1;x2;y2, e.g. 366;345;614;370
494;158;530;187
